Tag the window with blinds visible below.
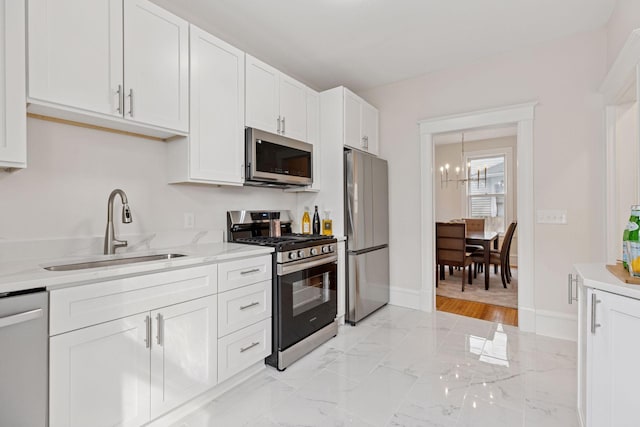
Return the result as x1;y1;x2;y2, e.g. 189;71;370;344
467;155;506;233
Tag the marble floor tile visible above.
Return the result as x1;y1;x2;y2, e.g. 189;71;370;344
172;306;578;427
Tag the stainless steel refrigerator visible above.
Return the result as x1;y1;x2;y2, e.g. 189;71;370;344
344;149;390;325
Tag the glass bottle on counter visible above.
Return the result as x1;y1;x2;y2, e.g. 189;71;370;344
623;205;640;274
302;209;311;234
312;205;321;235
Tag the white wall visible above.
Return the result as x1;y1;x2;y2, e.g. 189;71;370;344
359;29;607;319
606;0;640;67
0;118;298;243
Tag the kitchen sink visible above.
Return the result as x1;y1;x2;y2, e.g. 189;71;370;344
43;253;187;272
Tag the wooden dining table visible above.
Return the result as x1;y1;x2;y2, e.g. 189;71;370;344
466;231;499;290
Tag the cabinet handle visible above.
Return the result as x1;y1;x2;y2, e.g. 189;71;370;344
240;268;260;275
156;313;164;346
277;116;281;134
128;88;134;117
0;308;42;329
282;116;285;134
240;341;260;353
240;301;260;311
144;315;151;348
591;293;601;334
116;85;123;114
568;274;579;304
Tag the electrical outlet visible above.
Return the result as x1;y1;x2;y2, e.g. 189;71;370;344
184;213;195;229
536;210;568;224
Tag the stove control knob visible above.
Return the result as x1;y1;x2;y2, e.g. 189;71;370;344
328;245;335;252
310;248;318;256
297;250;305;258
288;252;297;260
322;246;330;254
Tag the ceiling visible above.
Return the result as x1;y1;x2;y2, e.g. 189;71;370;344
152;0;617;92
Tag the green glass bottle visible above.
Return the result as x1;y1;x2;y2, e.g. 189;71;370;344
623;205;640;272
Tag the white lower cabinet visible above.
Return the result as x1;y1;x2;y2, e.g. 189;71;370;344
150;296;217;419
586;288;640;427
49;313;150;427
217;318;271;383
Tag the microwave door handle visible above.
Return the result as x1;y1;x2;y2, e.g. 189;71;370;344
282;117;285;134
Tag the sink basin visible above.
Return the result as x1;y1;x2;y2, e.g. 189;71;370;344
43;253;187;272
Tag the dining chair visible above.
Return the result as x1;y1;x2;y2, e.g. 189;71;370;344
471;221;517;288
464;218;485;255
436;222;473;291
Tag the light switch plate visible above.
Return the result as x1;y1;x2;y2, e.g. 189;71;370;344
536;210;568;224
184;213;195;229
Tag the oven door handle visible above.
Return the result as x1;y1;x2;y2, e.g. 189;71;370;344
278;254;338;275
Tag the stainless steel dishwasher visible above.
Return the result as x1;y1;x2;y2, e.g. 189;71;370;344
0;288;48;427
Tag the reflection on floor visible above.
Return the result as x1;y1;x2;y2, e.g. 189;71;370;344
436;295;518;327
173;305;577;427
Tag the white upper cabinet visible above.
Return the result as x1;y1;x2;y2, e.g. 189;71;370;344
27;0;188;136
245;54;308;141
123;0;189;132
342;87;379;155
0;0;26;169
167;25;245;185
245;55;280;134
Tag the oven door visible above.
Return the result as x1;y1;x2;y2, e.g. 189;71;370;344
246;127;313;186
277;260;337;350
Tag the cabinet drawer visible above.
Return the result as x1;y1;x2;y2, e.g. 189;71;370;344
50;264;217;335
218;280;271;337
218;318;271;382
218;255;272;292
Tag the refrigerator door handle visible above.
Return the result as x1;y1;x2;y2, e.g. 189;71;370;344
348;244;389;256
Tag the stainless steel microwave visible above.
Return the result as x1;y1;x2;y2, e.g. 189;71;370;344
245;127;313;187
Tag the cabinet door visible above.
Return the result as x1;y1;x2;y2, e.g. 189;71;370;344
0;0;26;168
189;25;244;184
344;89;362;150
587;289;640;427
307;89;321;190
49;314;150;427
245;54;279;134
362;101;379;155
279;74;307;141
28;0;123;117
124;0;189;132
150;296;217;418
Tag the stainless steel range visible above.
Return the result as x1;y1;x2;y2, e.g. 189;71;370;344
227;211;338;371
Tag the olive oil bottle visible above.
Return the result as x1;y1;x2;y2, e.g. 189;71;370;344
302;209;311;234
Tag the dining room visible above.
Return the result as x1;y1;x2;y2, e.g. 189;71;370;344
433;126;519;325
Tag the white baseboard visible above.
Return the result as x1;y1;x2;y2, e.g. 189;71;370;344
535;309;578;341
389;286;422;310
147;362;266;426
518;306;536;333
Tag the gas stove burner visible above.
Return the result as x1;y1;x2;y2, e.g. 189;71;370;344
235;234;334;247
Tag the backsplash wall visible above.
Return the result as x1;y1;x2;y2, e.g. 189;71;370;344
0;118;298;242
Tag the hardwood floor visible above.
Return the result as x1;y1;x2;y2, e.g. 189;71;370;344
436;295;518;327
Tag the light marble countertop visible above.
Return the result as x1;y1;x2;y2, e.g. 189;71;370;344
0;241;273;294
574;263;640;300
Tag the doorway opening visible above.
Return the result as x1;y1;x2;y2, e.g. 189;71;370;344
433;126;519;325
418;103;536;332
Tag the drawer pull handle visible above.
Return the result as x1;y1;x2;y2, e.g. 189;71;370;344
156;313;164;346
240;268;260;275
240;302;260;311
144;315;151;349
240;341;260;353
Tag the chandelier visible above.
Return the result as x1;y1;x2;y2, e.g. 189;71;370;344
439;133;487;189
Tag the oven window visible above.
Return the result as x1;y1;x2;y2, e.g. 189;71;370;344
256;140;311;178
292;270;332;316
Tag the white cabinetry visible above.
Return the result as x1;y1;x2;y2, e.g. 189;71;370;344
246;54;308;142
0;0;26;169
28;0;188;137
336;86;379;155
49;314;150;427
168;25;245;185
150;296;217;419
585;287;640;427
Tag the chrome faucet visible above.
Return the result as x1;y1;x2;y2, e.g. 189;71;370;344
104;189;132;255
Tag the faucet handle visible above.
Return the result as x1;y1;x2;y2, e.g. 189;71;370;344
113;238;128;249
122;204;132;224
